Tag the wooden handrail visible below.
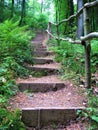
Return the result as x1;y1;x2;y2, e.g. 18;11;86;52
81;32;98;41
46;0;98;89
46;29;81;44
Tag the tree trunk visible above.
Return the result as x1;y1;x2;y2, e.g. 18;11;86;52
11;0;14;18
0;0;4;22
19;0;26;25
41;0;43;13
17;0;21;8
69;0;74;17
83;0;98;31
77;0;83;38
83;8;91;88
54;0;60;45
66;0;74;34
32;0;35;14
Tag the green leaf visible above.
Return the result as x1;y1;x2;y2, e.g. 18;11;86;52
91;116;98;122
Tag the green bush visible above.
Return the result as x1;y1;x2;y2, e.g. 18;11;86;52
0;20;33;129
51;40;85;75
78;93;98;130
36;14;48;30
91;40;98;72
0;65;17;97
49;39;98;77
0;108;25;130
25;13;48;30
0;20;33;76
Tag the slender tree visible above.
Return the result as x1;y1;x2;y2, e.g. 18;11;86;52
83;0;98;31
0;0;4;22
32;0;35;14
54;0;59;36
11;0;14;18
77;0;83;38
19;0;26;25
69;0;74;16
54;0;74;35
41;0;43;13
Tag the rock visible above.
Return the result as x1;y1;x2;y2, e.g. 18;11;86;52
67;92;71;96
82;100;88;107
96;81;98;87
29;75;33;78
67;98;71;101
94;88;98;94
79;85;84;87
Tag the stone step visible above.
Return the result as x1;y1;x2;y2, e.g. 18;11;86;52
34;46;47;50
32;44;47;49
33;51;47;57
18;82;65;92
31;44;47;51
33;57;54;64
17;75;64;92
34;48;47;52
27;63;60;75
22;107;84;128
33;51;54;57
31;41;43;45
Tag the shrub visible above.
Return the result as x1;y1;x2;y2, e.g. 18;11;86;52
0;20;33;76
0;20;33;129
0;108;26;130
50;40;85;75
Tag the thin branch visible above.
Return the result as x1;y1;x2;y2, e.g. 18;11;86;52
46;29;58;40
81;32;98;41
84;0;98;8
46;30;81;44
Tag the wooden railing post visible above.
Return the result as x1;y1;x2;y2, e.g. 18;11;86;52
47;22;52;40
83;8;91;88
56;25;60;46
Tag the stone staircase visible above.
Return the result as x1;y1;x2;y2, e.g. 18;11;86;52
13;33;85;129
33;57;54;64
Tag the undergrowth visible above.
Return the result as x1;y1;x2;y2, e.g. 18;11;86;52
78;91;98;130
0;20;34;130
48;39;98;78
0;109;25;130
48;38;98;130
48;40;85;77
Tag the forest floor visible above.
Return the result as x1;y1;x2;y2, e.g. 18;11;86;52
9;31;89;130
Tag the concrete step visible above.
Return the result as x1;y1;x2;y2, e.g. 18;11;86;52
22;107;84;128
33;57;54;64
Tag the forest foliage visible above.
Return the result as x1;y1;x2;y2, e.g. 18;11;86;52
0;0;98;129
0;20;33;129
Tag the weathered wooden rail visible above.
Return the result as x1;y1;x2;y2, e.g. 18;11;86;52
46;0;98;89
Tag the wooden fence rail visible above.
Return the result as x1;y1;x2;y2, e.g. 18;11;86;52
46;0;98;88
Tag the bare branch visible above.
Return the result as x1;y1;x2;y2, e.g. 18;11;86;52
84;0;98;8
81;32;98;41
46;29;58;40
46;30;81;44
